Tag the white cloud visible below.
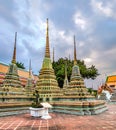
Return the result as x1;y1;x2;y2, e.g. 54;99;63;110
79;41;83;47
13;0;48;50
84;58;92;63
91;0;116;18
83;51;98;68
73;12;87;30
49;20;74;46
84;46;116;78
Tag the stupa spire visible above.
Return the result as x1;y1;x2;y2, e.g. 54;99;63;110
63;61;69;88
29;59;32;78
74;35;77;65
53;47;54;62
45;18;50;58
12;32;17;64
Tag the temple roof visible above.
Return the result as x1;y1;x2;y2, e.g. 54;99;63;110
106;75;116;83
0;62;31;78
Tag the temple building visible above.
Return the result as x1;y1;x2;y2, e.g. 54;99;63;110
106;75;116;101
106;75;116;88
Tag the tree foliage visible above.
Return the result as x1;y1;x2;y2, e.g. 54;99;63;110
52;58;99;88
88;88;97;97
16;62;25;69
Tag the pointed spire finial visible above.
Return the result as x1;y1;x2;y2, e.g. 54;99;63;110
29;59;31;78
53;47;54;62
74;35;77;65
12;32;17;64
63;61;69;88
45;18;50;58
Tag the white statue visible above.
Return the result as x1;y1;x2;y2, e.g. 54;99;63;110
102;90;112;101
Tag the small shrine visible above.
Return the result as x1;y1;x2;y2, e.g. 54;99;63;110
25;60;35;96
63;63;69;89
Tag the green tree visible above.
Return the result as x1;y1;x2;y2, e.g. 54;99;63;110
52;58;99;88
16;62;25;69
87;88;97;97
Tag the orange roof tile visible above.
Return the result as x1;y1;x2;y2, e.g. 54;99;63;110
0;62;29;78
106;75;116;83
0;63;8;73
0;62;38;81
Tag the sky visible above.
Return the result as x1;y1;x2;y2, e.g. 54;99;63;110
0;0;116;89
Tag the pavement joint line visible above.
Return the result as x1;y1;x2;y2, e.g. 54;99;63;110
5;121;16;129
31;120;35;128
38;120;42;130
14;120;23;130
46;120;49;130
52;118;57;130
24;120;30;126
0;122;9;129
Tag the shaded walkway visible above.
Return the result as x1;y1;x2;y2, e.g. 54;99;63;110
0;104;116;130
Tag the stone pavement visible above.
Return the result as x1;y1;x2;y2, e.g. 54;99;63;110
0;104;116;130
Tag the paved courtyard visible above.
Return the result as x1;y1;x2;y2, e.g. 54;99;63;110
0;104;116;130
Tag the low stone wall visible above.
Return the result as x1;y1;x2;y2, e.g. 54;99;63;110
51;100;108;115
0;102;31;117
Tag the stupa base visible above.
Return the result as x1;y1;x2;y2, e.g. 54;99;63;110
51;100;108;115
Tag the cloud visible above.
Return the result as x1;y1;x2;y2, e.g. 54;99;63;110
91;0;116;19
73;12;88;30
84;58;92;63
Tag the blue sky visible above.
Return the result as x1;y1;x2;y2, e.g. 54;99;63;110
0;0;116;89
